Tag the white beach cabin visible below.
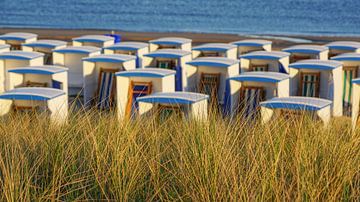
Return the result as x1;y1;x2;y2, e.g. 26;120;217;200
52;46;101;98
0;87;68;124
143;49;192;91
331;53;360;116
283;45;329;62
7;65;68;95
224;72;290;118
0;44;10;53
351;79;360;130
0;32;37;50
82;54;136;108
104;42;149;68
240;51;290;73
186;57;239;104
72;35;115;48
325;41;360;57
22;40;67;64
0;51;44;92
260;97;332;126
289;59;343;116
115;68;176;119
137;92;209;121
192;43;237;59
231;39;272;56
149;37;192;52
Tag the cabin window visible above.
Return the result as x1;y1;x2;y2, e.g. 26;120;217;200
10;45;21;51
159;45;177;49
156;104;184;121
291;55;311;63
156;60;176;70
239;86;265;119
125;81;152;117
198;73;221;102
24;81;47;87
343;66;358;116
250;64;269;72
96;68;119;109
299;72;320;97
200;51;225;57
44;53;53;65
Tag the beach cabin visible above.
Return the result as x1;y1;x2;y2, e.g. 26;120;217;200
0;32;37;50
289;60;343;116
149;37;192;52
22;40;67;64
82;54;136;108
283;45;329;62
0;87;67;124
231;39;272;56
143;49;192;91
260;97;332;126
137;92;209;121
0;51;44;92
104;42;149;68
186;57;239;104
224;72;290;118
115;68;176;119
331;53;360;116
0;44;10;53
192;43;237;59
53;46;101;98
325;41;360;57
351;79;360;130
72;35;115;48
240;51;290;73
7;65;68;95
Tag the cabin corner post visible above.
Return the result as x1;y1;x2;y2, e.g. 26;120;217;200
0;99;12;117
190;99;208;121
317;105;331;127
260;106;274;124
47;95;68;125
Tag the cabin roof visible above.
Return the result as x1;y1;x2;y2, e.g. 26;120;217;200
8;65;68;75
0;51;44;60
22;40;67;49
325;41;360;51
229;72;290;83
289;59;342;70
149;37;192;45
83;54;136;63
260;96;332;111
144;49;191;59
241;51;290;60
231;39;272;47
105;42;149;51
116;68;175;78
187;57;239;67
137;92;209;105
331;53;360;61
0;32;37;41
0;87;65;101
283;45;328;54
73;35;114;43
53;46;101;54
192;43;237;52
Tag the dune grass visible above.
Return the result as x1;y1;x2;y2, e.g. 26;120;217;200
0;108;358;201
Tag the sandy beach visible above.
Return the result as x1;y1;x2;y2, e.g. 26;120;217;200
1;27;360;50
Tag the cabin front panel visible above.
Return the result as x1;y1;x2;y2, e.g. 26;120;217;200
65;53;88;87
181;43;192;52
227;48;238;60
4;60;32;90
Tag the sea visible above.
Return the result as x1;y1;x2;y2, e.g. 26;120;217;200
0;0;360;37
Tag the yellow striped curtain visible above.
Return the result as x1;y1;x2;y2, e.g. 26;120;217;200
343;67;357;116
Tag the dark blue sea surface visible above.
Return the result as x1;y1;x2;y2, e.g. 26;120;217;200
0;0;359;36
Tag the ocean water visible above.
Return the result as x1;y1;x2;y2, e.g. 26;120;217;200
0;0;359;36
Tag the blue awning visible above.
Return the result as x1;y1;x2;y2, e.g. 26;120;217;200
73;35;114;43
0;87;65;101
232;39;272;47
283;45;328;54
23;40;67;49
0;32;37;41
331;53;360;61
187;57;239;68
116;68;175;78
8;65;68;75
193;43;236;52
144;49;191;59
289;59;342;70
0;51;44;60
137;92;209;105
325;41;360;51
105;42;149;51
54;46;101;54
260;96;332;111
241;51;290;60
83;54;136;63
229;72;290;83
149;37;192;45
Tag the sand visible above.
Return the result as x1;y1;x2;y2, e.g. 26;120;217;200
1;27;360;50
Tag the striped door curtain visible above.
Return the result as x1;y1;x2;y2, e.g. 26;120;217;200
199;73;221;103
240;87;265;120
299;73;320;97
125;81;152;118
343;67;358;116
44;53;53;65
96;68;118;110
250;64;269;72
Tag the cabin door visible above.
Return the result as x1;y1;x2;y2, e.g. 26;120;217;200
299;72;320;97
96;68;119;109
198;73;221;104
343;66;358;116
125;81;152;117
250;64;269;72
239;86;265;119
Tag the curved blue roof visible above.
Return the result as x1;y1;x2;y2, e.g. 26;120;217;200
149;37;192;45
187;57;239;67
0;87;65;101
331;53;360;61
260;96;332;111
53;46;101;54
73;35;114;43
283;45;328;54
241;51;290;60
8;65;68;75
193;43;236;52
144;49;191;59
325;41;360;51
105;42;149;51
0;51;44;60
137;92;209;105
22;40;67;49
352;78;360;84
116;68;175;78
83;54;136;63
289;59;342;70
0;32;37;41
229;72;290;83
232;39;272;47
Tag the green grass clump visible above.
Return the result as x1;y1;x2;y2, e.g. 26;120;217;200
0;109;358;201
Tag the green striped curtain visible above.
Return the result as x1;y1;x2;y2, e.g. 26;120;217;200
301;74;318;97
343;68;357;116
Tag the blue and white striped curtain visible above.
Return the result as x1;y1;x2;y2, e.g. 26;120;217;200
242;88;263;119
175;58;183;91
278;62;287;74
97;71;115;109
